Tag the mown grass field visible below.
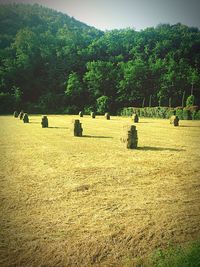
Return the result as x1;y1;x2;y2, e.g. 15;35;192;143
0;115;200;267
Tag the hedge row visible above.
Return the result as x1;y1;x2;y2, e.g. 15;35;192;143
121;106;200;120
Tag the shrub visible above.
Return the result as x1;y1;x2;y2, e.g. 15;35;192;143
83;106;95;115
182;109;192;120
121;107;134;116
156;107;169;118
184;105;199;112
96;96;110;115
120;106;197;120
63;105;79;114
175;108;183;120
186;95;195;107
193;110;200;120
166;109;175;119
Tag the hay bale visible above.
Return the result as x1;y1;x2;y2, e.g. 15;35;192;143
132;113;139;123
19;111;24;120
72;119;83;136
170;115;176;124
105;112;110;120
13;111;18;118
170;115;179;126
79;111;83;117
23;113;29;123
41;115;48;128
91;112;95;118
121;124;138;149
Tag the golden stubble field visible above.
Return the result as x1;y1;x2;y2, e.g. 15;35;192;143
0;115;200;267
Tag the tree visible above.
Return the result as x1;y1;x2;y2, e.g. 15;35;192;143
186;95;195;107
84;61;118;98
65;72;86;109
12;86;22;109
187;67;200;95
1;4;200;113
96;95;110;114
117;59;150;107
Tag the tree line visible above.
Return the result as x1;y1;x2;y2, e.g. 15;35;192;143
0;3;200;114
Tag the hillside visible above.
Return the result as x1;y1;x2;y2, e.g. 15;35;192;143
0;3;200;114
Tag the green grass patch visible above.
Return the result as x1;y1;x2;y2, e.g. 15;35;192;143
123;241;200;267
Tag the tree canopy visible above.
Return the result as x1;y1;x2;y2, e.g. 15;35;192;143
0;3;200;114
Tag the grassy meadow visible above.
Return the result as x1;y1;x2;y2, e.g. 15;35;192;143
0;115;200;267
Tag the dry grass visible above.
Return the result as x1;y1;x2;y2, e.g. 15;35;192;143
0;115;200;267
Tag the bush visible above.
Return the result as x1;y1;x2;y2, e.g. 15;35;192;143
184;105;199;112
120;106;199;120
63;105;79;114
175;108;183;120
193;110;200;120
121;107;134;116
156;107;169;118
166;109;175;118
183;109;192;120
186;95;195;107
96;96;110;115
121;107;173;119
83;106;95;115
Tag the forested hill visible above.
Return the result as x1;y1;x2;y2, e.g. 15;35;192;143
0;3;200;114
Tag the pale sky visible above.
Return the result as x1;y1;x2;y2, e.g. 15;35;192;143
0;0;200;31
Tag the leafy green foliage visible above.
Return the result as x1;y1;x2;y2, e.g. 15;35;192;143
150;241;200;267
0;3;200;114
65;72;86;109
121;106;199;120
186;95;195;107
96;95;110;114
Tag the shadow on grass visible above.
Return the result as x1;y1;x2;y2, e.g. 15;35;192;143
83;135;113;139
179;125;200;128
48;126;68;129
138;146;185;152
139;121;156;123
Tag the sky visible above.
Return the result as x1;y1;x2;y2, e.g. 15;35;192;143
0;0;200;31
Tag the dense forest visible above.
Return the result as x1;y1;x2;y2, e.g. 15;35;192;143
0;3;200;114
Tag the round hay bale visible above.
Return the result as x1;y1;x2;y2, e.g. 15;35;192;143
19;111;24;120
13;111;18;118
105;112;110;120
41;115;48;128
121;124;138;149
23;113;29;123
79;111;83;117
91;112;95;118
132;113;139;123
170;115;179;126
